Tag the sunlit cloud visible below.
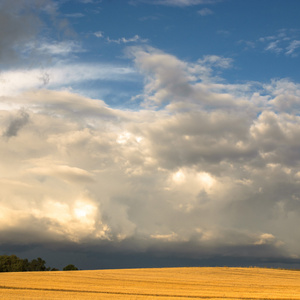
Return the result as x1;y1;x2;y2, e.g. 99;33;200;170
1;48;300;259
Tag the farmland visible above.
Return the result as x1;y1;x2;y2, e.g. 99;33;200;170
1;267;300;299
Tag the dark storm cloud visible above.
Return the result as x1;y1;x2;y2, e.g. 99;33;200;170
0;236;295;270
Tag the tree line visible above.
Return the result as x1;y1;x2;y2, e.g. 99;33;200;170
0;255;78;272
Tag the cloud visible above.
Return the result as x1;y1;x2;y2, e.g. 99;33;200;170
132;0;221;6
94;32;148;44
0;0;72;65
198;55;233;68
286;40;300;56
65;13;85;18
0;63;136;96
247;29;300;57
2;109;30;138
217;30;230;36
2;47;300;266
107;35;148;44
0;0;44;63
197;8;214;16
128;46;235;106
31;40;84;56
94;31;104;38
265;40;283;54
78;0;101;3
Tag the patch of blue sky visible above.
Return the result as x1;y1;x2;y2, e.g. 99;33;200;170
38;0;300;105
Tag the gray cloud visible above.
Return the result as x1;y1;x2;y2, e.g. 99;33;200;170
2;110;30;138
0;0;74;68
0;0;47;63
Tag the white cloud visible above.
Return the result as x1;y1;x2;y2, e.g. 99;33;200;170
65;13;85;18
34;40;84;56
94;31;104;38
197;8;214;16
217;30;230;36
198;55;233;68
286;40;300;56
134;0;221;6
255;30;300;57
79;0;101;3
107;35;148;44
0;63;135;96
265;40;283;54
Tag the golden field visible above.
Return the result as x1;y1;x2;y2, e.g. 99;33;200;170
1;267;300;299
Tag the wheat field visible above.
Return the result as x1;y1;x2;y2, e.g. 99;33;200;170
1;267;300;299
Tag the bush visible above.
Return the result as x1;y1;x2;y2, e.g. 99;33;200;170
0;255;57;272
63;264;78;271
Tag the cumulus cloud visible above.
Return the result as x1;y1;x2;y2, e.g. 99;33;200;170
1;46;300;266
128;46;237;107
1;0;299;269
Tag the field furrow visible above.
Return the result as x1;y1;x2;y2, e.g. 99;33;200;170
1;267;300;299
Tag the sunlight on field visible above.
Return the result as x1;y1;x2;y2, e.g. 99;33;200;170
1;267;300;299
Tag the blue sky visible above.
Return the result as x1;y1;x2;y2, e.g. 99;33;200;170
63;0;300;84
1;0;300;270
6;0;300;106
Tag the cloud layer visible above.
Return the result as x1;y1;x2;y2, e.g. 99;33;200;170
1;45;300;265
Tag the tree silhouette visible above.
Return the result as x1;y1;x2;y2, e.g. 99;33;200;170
0;255;57;272
63;264;78;271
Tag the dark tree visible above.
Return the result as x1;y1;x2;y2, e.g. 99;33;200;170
63;264;78;271
0;255;28;272
0;255;57;272
28;257;47;271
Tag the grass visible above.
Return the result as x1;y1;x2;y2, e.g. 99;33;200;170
1;267;300;299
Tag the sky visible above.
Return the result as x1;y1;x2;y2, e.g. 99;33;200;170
1;0;300;270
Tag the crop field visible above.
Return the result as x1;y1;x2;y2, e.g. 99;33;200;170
1;267;300;299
